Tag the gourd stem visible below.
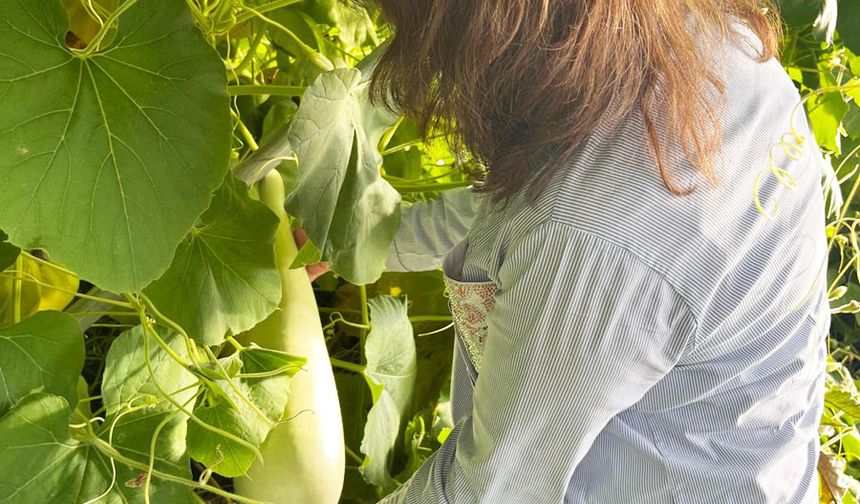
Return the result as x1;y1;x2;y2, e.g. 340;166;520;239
259;171;300;263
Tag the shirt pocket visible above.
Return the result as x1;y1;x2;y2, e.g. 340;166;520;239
442;240;498;376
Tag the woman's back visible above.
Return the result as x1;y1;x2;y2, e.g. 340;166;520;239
433;28;830;503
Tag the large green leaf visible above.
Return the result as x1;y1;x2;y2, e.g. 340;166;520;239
336;372;372;454
186;346;304;477
238;345;305;420
0;311;84;415
239;68;400;284
144;176;282;345
0;393;85;503
287;69;401;284
97;405;197;503
187;394;268;478
0;393;196;504
0;0;231;292
360;295;416;486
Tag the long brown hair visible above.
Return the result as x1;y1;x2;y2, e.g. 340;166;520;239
367;1;781;201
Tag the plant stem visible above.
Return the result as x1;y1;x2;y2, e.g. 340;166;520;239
378;116;403;152
231;24;266;76
318;307;362;314
390;181;472;193
235;0;302;23
68;311;136;318
359;284;370;355
409;315;453;323
231;108;260;151
12;254;23;323
345;445;363;464
64;287;131;331
77;0;140;56
241;6;334;72
82;434;266;504
331;357;365;374
228;84;306;96
22;250;78;276
1;272;134;309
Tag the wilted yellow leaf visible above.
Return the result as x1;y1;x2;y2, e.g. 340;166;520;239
0;254;79;324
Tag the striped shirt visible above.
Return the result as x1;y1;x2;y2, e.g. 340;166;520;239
380;28;830;504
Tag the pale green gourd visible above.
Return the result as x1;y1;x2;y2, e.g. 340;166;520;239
234;171;345;503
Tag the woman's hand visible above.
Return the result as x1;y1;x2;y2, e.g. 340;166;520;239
293;228;330;282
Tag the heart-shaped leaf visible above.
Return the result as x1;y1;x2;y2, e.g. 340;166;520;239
0;0;231;292
144;176;282;345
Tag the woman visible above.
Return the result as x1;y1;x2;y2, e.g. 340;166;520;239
356;1;830;502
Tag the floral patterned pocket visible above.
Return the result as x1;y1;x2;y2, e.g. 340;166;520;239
442;275;497;372
442;240;498;373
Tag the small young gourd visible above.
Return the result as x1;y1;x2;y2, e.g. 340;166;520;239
234;171;345;503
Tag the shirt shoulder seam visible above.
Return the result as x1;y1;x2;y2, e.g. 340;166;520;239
538;216;702;352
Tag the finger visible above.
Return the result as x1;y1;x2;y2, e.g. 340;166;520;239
306;262;330;282
293;228;309;248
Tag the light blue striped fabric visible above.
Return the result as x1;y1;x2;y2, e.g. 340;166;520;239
379;29;831;504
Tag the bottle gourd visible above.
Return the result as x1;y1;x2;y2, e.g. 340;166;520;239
234;171;345;503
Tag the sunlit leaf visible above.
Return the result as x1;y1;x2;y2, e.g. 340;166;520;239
826;389;860;418
806;63;849;154
309;0;376;47
0;254;79;324
360;389;400;487
819;452;849;503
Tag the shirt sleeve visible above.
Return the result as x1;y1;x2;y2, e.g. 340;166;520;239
379;220;697;503
386;187;482;272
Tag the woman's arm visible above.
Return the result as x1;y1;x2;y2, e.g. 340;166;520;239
380;220;697;503
386;186;482;272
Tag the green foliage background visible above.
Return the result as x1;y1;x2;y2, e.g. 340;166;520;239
0;0;857;502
